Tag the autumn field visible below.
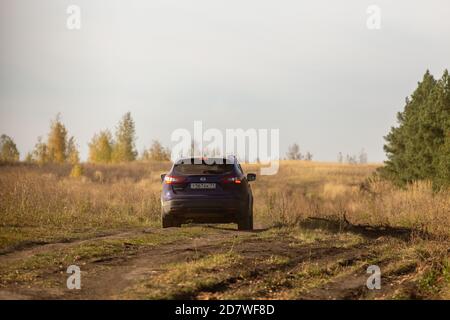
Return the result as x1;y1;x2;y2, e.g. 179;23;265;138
0;160;449;299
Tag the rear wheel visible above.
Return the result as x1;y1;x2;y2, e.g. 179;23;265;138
162;215;173;228
161;208;181;228
237;201;253;231
162;216;182;228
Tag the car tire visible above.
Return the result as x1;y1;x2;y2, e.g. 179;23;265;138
162;214;173;228
237;200;253;231
162;215;181;228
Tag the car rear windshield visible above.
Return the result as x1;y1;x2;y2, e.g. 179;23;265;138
173;161;235;175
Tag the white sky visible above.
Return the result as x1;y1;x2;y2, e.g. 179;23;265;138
1;0;450;162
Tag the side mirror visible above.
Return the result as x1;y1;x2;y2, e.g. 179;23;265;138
247;173;256;182
161;174;166;183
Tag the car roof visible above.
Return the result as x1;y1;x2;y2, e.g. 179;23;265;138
175;156;236;165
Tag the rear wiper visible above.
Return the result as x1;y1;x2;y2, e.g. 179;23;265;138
202;170;223;174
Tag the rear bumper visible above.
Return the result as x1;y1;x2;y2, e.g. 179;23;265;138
162;198;245;223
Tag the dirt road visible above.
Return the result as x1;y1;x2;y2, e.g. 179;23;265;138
0;220;433;300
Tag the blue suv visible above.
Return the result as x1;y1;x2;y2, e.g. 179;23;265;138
160;157;256;230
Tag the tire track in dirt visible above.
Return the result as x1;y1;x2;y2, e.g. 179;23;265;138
72;233;373;299
194;241;375;300
0;223;418;300
298;254;405;300
0;229;148;266
0;227;249;299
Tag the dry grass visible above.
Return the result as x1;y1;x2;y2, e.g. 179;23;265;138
246;161;450;238
0;160;449;251
0;161;171;249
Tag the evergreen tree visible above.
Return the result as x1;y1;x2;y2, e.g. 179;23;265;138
0;134;20;162
381;70;450;188
435;70;450;186
112;112;137;162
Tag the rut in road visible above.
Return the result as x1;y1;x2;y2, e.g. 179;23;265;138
0;223;414;300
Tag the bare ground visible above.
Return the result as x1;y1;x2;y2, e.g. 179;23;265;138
0;220;444;300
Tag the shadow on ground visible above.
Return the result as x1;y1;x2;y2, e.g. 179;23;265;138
299;217;430;241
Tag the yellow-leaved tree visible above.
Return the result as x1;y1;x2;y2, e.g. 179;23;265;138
111;112;137;163
47;114;68;163
88;130;113;163
141;140;171;161
0;134;20;162
31;114;80;166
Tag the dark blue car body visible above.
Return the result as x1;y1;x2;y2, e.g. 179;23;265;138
160;157;256;230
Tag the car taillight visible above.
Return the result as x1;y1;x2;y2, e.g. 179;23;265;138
222;175;242;184
164;175;186;184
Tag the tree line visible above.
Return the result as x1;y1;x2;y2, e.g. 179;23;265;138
0;112;171;165
285;144;368;164
286;143;313;161
1;69;449;189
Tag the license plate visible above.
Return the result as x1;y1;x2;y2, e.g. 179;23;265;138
190;183;216;189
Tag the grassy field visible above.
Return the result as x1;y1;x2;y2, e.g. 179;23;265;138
0;161;449;299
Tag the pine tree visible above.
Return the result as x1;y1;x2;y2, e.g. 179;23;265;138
88;130;113;163
381;70;450;188
0;134;20;162
434;70;450;186
112;112;137;162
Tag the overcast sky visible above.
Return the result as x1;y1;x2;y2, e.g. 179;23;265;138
1;0;450;162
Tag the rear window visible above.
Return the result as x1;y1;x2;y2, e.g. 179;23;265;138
173;160;235;175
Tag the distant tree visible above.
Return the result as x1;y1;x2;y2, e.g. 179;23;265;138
142;140;171;161
112;112;137;162
286;143;302;160
0;134;20;162
304;151;313;161
346;154;357;164
69;140;84;177
380;70;450;188
359;149;368;164
27;114;77;165
67;138;83;177
66;136;80;165
32;137;49;165
47;114;68;163
24;152;33;163
88;130;113;163
203;146;222;158
337;152;343;163
191;139;202;157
